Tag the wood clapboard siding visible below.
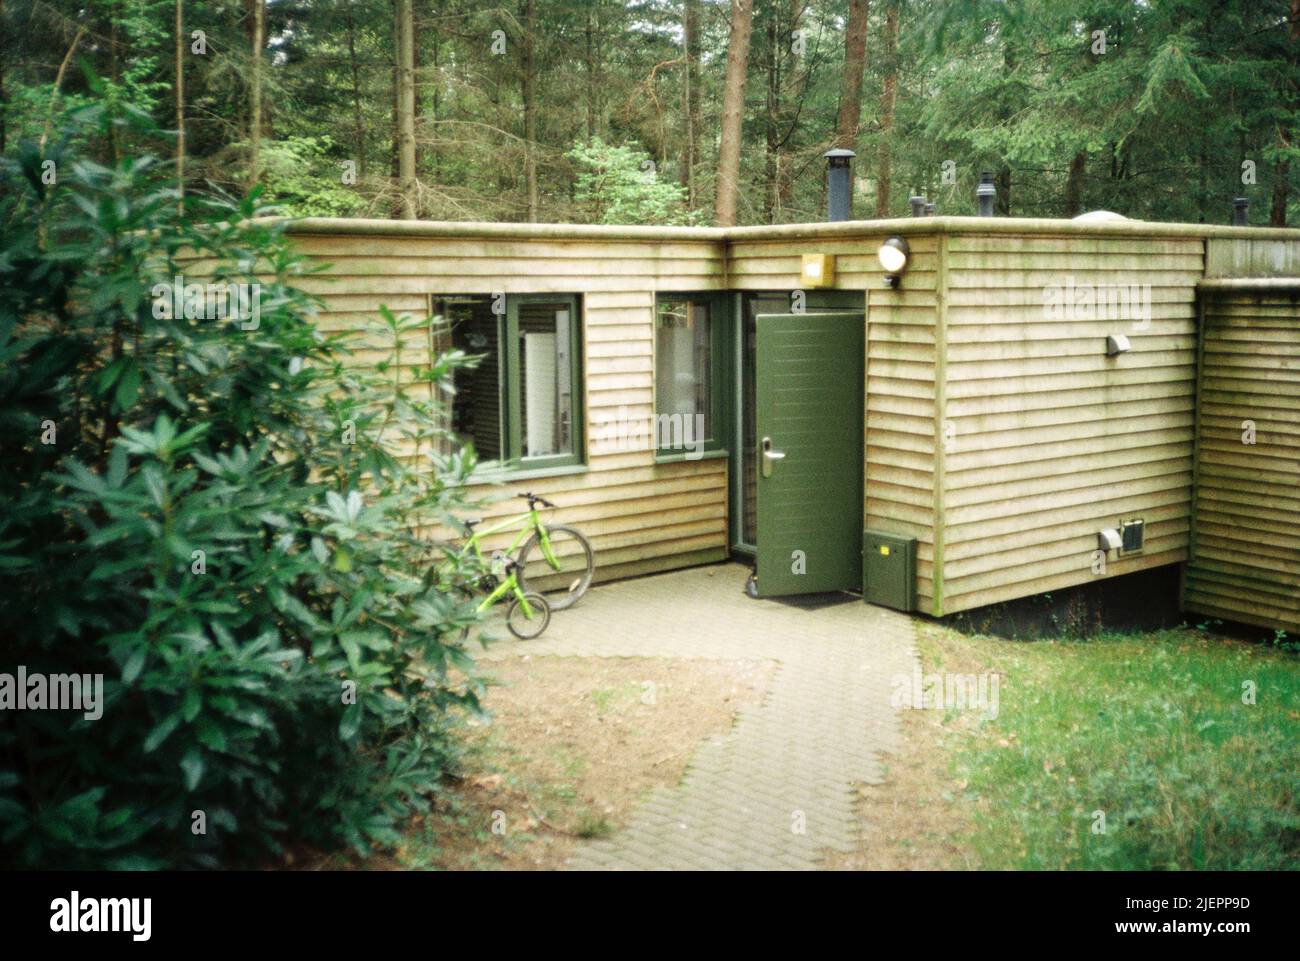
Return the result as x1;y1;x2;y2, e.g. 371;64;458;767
1184;289;1300;632
286;229;730;584
1204;238;1300;278
726;233;940;291
865;281;940;612
936;233;1204;615
187;217;1300;621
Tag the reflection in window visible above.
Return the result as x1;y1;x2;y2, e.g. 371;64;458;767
518;301;574;458
655;299;712;446
434;294;501;461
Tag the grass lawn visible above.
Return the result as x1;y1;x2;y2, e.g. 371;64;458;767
912;622;1300;870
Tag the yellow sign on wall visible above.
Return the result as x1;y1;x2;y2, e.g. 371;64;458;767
800;253;836;288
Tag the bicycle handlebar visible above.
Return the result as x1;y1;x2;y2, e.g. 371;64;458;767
517;491;556;509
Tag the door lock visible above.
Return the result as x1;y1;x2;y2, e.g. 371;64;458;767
761;436;786;477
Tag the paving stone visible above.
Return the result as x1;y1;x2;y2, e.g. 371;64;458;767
485;563;916;870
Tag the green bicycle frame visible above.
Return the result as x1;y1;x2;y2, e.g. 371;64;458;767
474;569;536;618
462;506;562;571
458;504;562;623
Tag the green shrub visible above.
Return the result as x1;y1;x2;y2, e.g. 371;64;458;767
567;138;701;226
0;105;485;868
237;135;371;218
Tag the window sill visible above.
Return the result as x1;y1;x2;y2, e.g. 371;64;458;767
465;462;590;486
653;448;730;465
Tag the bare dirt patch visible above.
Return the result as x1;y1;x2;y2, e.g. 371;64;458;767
398;654;775;870
823;621;986;870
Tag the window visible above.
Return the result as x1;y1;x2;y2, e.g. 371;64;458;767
434;293;583;472
435;295;503;461
654;294;727;456
509;295;579;468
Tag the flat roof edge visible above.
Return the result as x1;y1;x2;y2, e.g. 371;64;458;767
274;217;727;242
272;215;1300;243
1198;277;1300;290
726;216;1300;241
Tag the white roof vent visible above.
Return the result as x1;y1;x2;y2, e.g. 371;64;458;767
1072;210;1129;222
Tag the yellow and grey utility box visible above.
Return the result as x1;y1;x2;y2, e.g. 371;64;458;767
863;530;917;612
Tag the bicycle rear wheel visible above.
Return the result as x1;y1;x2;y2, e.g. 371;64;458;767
516;525;594;611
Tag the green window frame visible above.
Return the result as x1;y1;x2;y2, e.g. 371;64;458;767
438;292;584;476
653;293;730;459
502;293;584;472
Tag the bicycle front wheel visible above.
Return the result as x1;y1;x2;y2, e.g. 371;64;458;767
516;525;594;612
507;591;551;639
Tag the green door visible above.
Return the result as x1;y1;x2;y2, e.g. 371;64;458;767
754;311;864;597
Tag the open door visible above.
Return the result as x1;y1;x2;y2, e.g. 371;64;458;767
753;311;864;597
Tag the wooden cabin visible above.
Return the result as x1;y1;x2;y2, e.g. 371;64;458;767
280;215;1300;633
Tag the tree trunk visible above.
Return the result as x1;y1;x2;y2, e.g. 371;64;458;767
715;0;754;226
412;0;423;175
391;1;398;184
247;0;265;187
0;0;6;153
1063;150;1086;217
521;0;538;222
248;0;265;188
429;0;440;182
682;0;702;208
585;8;597;141
346;2;366;177
874;0;899;218
763;4;779;223
1271;130;1290;227
988;39;1015;215
996;166;1011;216
175;0;185;198
109;10;122;162
777;0;807;214
1271;7;1299;226
40;25;87;154
1198;145;1209;223
835;0;870;151
396;0;418;218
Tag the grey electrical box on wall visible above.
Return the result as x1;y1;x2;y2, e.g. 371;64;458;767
1121;518;1145;553
863;530;917;612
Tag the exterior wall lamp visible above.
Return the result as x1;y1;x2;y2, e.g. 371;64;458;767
878;236;910;288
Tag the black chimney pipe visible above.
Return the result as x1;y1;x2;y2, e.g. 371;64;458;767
977;172;996;217
824;149;855;222
1232;197;1249;226
924;202;937;216
909;195;926;217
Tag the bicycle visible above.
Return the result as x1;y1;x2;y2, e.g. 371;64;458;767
456;492;595;638
463;551;551;640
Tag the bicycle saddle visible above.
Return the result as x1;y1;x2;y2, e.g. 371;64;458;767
461;517;482;532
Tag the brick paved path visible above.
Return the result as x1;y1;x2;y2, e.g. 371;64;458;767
481;563;918;870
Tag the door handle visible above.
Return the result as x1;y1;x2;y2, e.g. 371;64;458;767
761;436;786;477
